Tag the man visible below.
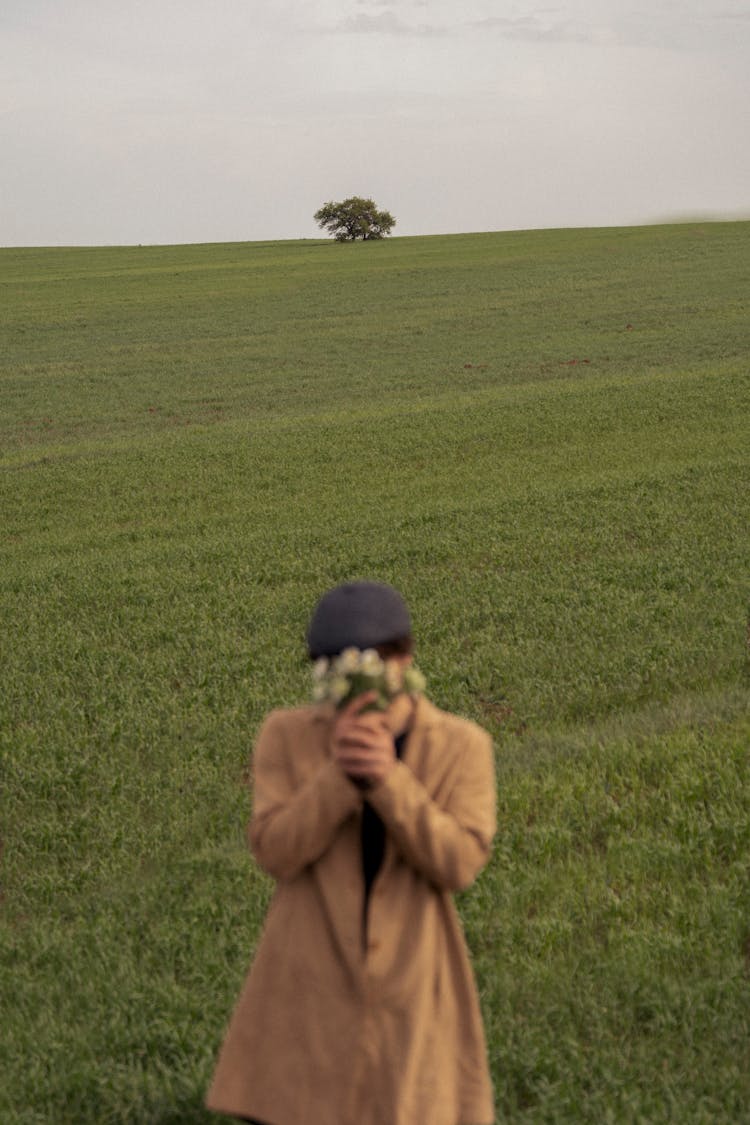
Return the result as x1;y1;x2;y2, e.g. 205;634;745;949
207;581;496;1125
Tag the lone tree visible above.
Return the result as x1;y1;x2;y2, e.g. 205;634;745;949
314;196;396;242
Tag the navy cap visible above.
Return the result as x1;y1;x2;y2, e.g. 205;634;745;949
307;581;412;658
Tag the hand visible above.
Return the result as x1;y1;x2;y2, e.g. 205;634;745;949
331;692;397;788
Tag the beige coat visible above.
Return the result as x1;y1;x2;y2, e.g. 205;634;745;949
206;695;497;1125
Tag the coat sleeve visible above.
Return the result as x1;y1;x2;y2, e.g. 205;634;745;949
248;711;362;882
365;725;496;892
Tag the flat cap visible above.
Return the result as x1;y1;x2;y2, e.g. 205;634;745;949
307;581;412;658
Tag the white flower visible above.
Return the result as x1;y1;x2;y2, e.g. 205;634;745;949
309;646;426;709
360;648;383;675
329;676;350;704
383;660;403;694
335;647;361;675
403;667;426;695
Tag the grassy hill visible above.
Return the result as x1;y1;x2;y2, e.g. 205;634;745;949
1;223;749;1122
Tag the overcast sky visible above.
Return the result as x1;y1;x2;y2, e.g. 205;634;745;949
2;0;749;245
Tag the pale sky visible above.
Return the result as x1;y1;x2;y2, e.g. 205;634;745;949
2;0;749;245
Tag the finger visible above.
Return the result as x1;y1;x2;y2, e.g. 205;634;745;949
338;691;379;719
336;758;370;777
336;740;385;759
353;710;390;731
335;728;390;751
335;745;393;771
338;751;385;773
334;746;381;768
337;716;390;743
334;737;383;759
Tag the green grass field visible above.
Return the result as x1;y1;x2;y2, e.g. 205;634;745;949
1;222;749;1123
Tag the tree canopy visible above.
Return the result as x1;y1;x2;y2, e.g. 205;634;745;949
314;197;396;242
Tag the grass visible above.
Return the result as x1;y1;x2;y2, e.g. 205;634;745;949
1;221;749;1122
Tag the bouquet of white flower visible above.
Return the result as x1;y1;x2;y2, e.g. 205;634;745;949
312;647;426;711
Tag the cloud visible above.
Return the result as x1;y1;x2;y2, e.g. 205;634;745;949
466;14;601;45
334;9;446;35
462;5;750;52
355;0;428;6
314;0;750;50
